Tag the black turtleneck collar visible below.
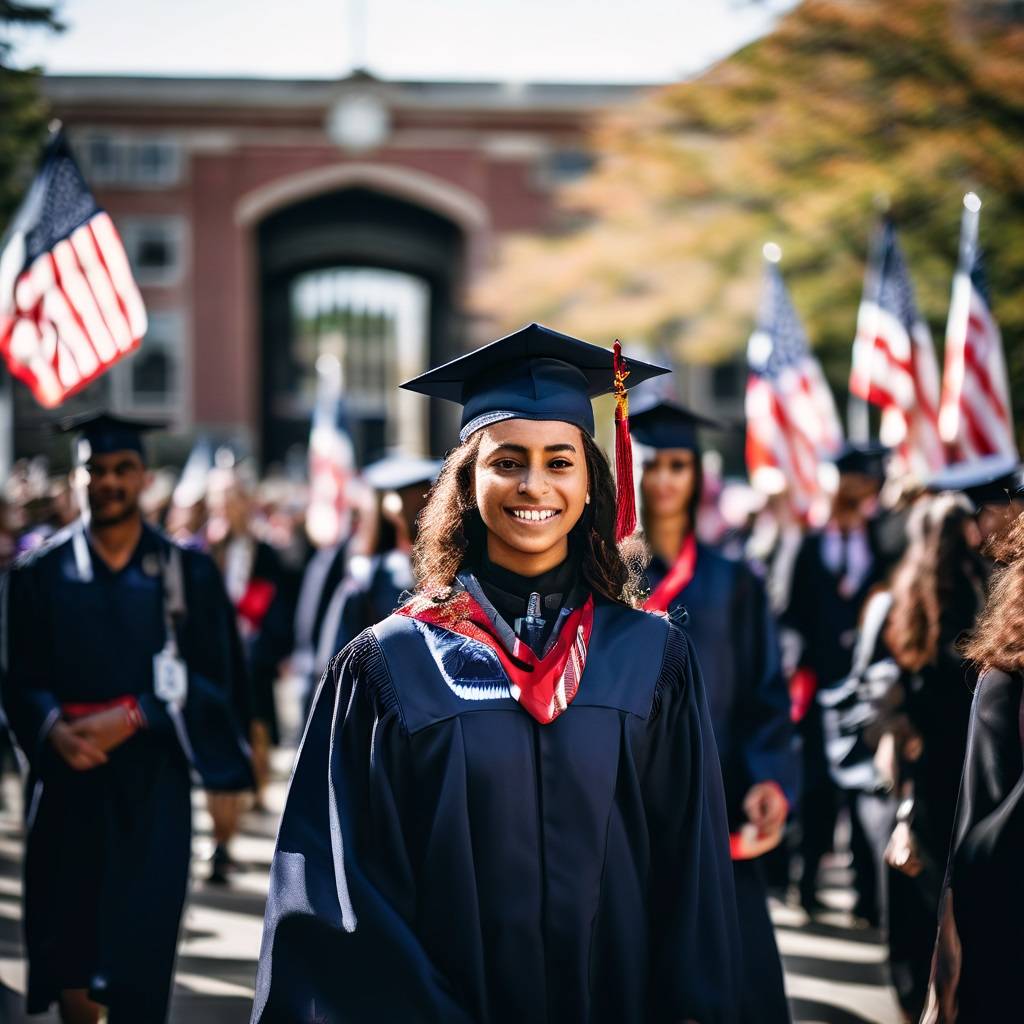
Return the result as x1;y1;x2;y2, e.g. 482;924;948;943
472;544;585;655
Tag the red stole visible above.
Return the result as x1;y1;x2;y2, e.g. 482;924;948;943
643;533;697;613
237;578;277;631
398;590;594;725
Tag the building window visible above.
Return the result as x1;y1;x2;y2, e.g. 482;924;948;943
120;218;185;286
536;148;596;189
112;310;185;416
75;132;183;188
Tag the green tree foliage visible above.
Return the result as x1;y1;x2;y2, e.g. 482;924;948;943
475;0;1024;420
0;1;62;227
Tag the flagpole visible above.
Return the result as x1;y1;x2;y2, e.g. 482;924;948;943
0;122;63;477
938;193;981;451
959;192;981;273
848;220;885;445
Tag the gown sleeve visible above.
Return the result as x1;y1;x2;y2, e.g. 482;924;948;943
644;623;743;1024
733;565;799;808
1;561;61;763
925;669;1024;1023
251;629;476;1024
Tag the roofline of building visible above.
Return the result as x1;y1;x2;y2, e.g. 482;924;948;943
40;72;658;112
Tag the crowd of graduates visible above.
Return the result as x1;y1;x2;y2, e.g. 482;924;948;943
1;327;1023;1023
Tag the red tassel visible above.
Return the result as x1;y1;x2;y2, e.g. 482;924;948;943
612;340;636;542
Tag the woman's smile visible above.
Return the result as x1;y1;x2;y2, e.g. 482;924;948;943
505;506;563;524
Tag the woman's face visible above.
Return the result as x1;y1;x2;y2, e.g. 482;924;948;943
641;448;697;520
475;418;588;573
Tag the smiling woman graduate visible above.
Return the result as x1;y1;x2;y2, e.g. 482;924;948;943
251;324;741;1024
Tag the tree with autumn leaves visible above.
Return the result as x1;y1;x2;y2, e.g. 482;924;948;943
474;0;1024;434
0;1;62;225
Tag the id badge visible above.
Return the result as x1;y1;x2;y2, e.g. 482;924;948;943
153;647;188;708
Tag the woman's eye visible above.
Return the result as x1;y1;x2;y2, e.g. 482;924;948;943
670;460;689;472
549;459;573;469
494;459;521;470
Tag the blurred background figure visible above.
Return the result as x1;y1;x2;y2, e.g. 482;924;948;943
317;452;439;667
782;442;894;923
203;453;298;879
924;507;1024;1023
1;414;252;1024
164;439;214;546
876;493;986;1021
633;398;798;1024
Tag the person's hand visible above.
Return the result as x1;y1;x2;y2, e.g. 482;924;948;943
49;719;108;771
743;781;788;844
68;707;138;754
885;821;923;877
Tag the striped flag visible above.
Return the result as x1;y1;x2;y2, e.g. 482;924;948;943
849;221;945;477
938;194;1017;462
0;130;146;408
745;247;844;516
306;353;356;547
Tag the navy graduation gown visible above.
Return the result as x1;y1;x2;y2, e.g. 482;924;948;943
252;596;741;1024
645;542;797;825
646;542;797;1024
929;669;1024;1021
1;523;252;1021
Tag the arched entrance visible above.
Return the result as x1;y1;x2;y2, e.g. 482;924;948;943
254;182;471;464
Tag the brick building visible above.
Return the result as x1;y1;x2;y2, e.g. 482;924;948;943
21;71;650;464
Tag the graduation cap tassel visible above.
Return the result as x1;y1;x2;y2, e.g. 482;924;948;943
612;341;637;542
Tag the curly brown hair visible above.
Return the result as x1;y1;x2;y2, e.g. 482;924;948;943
884;494;986;673
963;509;1024;674
412;430;646;606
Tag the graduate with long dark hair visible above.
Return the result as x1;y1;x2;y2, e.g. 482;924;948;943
923;506;1024;1023
630;398;797;1024
877;494;986;1020
251;324;741;1024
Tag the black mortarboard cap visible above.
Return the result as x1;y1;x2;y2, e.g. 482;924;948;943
831;442;889;480
362;453;442;492
57;411;164;461
926;454;1023;507
400;323;669;442
628;397;721;453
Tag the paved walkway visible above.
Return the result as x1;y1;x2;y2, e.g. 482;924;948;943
0;752;902;1024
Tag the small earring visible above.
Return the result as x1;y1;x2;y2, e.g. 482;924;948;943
585;493;591;505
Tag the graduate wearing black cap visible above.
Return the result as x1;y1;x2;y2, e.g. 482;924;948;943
781;441;895;924
252;324;741;1024
631;397;797;1024
925;453;1024;546
1;413;253;1023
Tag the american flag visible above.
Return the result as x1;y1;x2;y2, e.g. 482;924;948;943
0;131;146;409
745;253;844;515
849;221;945;477
306;353;356;547
938;195;1017;461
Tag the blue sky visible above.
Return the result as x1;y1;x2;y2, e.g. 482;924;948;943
11;0;795;82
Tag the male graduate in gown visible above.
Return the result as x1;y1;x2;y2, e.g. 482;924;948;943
1;413;253;1024
631;398;798;1024
781;442;892;922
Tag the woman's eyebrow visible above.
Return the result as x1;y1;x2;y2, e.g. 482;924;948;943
489;443;577;455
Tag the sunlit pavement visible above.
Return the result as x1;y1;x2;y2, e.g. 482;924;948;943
0;751;901;1024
